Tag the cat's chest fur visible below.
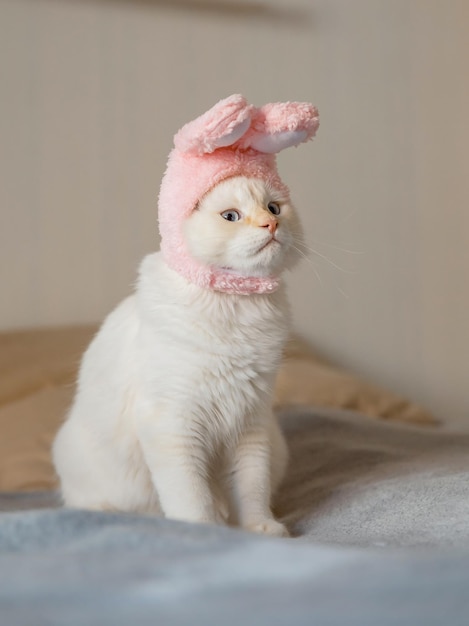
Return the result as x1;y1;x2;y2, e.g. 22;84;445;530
134;253;290;438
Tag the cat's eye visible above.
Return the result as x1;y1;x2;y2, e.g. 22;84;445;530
267;202;281;216
221;210;241;222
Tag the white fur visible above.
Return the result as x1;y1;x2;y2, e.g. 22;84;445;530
185;176;302;277
53;177;303;537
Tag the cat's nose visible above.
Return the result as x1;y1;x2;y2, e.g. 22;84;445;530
260;218;278;234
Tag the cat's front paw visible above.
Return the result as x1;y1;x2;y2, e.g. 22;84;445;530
245;519;289;538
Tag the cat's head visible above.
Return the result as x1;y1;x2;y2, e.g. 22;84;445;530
158;94;319;295
184;176;303;279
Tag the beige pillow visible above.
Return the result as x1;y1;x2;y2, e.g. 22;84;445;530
0;327;436;492
0;326;95;491
275;337;436;425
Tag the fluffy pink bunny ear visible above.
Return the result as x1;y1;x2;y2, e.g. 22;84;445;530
245;102;319;154
174;94;252;156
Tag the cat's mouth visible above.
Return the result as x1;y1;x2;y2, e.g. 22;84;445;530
256;237;280;254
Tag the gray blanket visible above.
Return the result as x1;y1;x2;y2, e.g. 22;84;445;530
2;408;469;625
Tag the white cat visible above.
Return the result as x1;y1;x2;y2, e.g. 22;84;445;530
52;176;304;537
53;93;320;537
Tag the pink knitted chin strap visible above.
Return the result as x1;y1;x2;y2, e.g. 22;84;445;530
203;268;280;296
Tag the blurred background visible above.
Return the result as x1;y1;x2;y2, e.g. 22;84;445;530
0;0;468;425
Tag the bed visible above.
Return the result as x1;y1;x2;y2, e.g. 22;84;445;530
1;328;468;625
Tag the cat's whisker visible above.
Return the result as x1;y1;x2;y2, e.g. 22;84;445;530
291;244;323;286
292;238;358;275
293;242;353;299
336;286;350;300
310;239;365;256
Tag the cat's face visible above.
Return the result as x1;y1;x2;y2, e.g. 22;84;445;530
183;176;304;277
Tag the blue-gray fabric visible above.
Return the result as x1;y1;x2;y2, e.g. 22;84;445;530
1;408;469;625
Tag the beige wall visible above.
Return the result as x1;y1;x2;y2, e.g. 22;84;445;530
1;0;468;423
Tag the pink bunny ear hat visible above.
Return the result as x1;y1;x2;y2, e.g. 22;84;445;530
158;94;319;295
